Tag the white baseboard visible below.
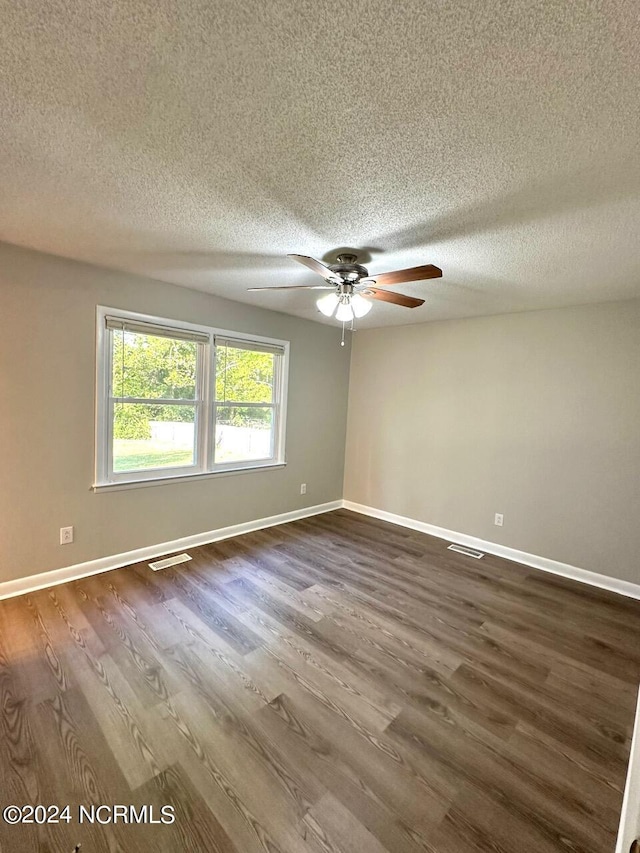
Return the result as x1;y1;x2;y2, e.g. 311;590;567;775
617;687;640;853
4;496;640;605
342;500;640;601
0;501;342;601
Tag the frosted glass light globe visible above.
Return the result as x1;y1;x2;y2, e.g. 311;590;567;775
351;294;372;317
335;301;355;322
316;292;339;316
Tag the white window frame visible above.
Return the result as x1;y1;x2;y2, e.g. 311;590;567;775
95;306;289;489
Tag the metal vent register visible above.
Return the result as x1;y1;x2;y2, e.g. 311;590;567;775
447;543;485;559
148;553;192;571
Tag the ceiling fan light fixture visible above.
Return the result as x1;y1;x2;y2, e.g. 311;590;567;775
253;254;440;328
316;292;339;316
351;293;372;318
335;300;354;322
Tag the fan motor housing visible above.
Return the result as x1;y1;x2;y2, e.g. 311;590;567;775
329;254;369;282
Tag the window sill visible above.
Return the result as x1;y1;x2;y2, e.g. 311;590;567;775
92;462;286;493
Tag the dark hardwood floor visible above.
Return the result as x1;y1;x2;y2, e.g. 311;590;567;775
1;509;639;853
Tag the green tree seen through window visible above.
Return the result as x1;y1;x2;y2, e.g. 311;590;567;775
112;334;276;439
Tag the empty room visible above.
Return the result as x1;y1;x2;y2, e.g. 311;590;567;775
1;2;639;852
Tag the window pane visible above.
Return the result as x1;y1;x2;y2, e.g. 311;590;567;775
113;403;196;472
112;330;198;400
215;406;273;463
215;346;275;403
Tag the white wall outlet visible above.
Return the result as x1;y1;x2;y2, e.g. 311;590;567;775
494;513;504;527
300;483;307;495
60;526;74;545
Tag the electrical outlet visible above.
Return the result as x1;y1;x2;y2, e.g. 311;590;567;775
494;513;504;527
300;483;307;495
60;526;74;545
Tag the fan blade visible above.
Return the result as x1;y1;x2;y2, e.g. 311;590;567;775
247;284;334;291
371;264;442;286
363;287;425;308
288;254;341;281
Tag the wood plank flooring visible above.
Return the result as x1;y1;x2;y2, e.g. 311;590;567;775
1;509;639;853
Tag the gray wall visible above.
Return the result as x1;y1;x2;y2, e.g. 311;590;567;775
344;300;640;584
0;242;351;583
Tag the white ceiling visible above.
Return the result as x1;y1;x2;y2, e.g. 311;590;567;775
1;0;639;328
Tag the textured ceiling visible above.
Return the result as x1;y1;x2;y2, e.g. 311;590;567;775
1;0;639;328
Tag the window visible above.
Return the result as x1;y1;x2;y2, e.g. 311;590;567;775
214;338;282;465
96;308;288;486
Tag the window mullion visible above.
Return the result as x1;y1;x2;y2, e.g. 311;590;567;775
209;341;217;469
272;354;281;460
195;341;208;474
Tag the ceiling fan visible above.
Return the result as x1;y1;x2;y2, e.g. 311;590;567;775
248;253;442;322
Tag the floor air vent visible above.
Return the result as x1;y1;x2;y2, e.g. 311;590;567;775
149;553;192;571
447;543;484;559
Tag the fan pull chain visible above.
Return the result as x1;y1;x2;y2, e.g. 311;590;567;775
341;322;345;347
